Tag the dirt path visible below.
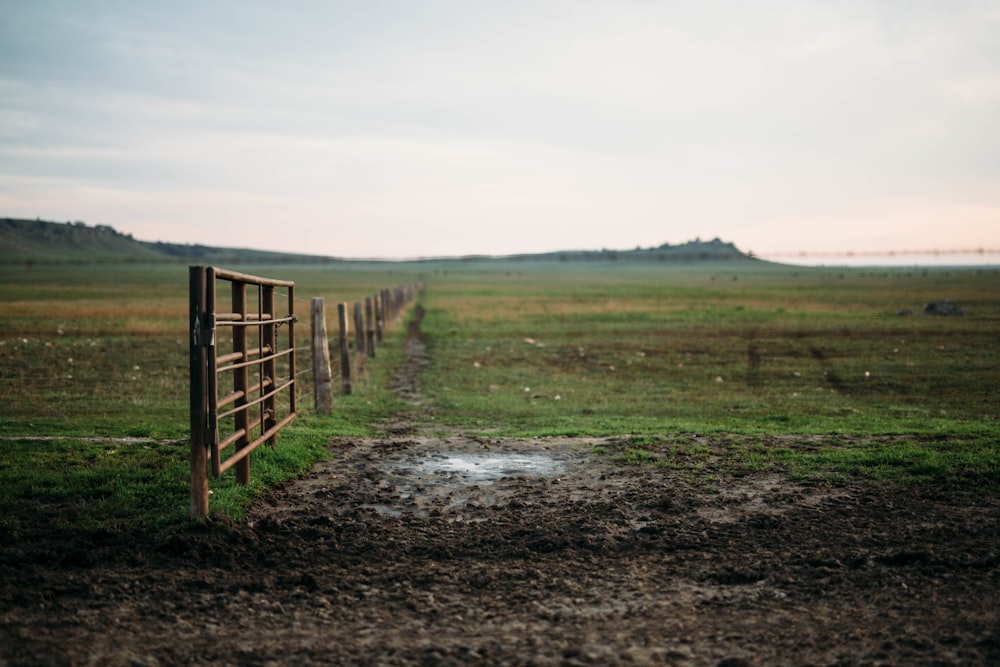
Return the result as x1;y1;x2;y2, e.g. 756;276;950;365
1;307;998;666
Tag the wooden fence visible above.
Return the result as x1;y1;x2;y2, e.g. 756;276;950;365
190;265;420;519
310;284;420;408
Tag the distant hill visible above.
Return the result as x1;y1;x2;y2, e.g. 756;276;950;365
0;218;343;265
1;218;163;262
0;218;757;265
502;238;752;263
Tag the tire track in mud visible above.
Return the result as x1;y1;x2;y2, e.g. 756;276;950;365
385;302;431;436
390;303;430;402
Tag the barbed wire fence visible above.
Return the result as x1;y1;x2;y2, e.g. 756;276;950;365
753;247;998;260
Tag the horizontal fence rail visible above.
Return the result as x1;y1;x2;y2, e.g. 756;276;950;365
189;266;297;519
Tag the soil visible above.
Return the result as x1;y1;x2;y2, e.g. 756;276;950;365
2;312;998;666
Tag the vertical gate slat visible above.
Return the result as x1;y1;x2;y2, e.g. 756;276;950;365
232;280;250;485
287;284;296;416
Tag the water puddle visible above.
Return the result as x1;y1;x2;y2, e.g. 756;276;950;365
401;452;566;483
365;450;571;518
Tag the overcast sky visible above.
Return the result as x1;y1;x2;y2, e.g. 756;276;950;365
1;1;998;263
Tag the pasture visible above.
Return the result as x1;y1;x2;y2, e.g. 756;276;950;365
420;261;998;437
0;259;997;533
0;262;424;530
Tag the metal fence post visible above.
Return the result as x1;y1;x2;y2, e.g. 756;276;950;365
189;266;210;519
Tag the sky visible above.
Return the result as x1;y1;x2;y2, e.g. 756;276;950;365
1;1;998;264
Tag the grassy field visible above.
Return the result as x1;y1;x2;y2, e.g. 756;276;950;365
0;261;423;533
419;261;999;437
1;259;998;535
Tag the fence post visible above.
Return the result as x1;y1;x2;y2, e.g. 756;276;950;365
189;266;210;520
337;302;351;395
311;297;333;414
365;296;376;357
353;301;365;357
375;291;384;344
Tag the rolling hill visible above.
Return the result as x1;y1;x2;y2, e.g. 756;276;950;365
0;217;756;265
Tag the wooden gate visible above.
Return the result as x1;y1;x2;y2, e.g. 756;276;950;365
189;266;297;519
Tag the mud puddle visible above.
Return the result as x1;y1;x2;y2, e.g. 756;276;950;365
298;436;603;520
399;450;566;482
368;449;571;517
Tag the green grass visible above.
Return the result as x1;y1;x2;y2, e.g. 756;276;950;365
0;262;425;436
0;436;190;538
597;432;1000;489
418;262;1000;438
779;436;1000;484
0;261;423;532
0;259;997;537
412;261;999;486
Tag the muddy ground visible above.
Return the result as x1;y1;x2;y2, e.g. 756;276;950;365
1;324;998;666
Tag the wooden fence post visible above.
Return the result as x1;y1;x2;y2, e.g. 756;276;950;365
365;296;375;358
337;302;351;395
353;301;365;358
375;291;384;344
311;297;333;414
188;266;210;520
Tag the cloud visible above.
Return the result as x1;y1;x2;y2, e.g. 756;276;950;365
1;1;998;262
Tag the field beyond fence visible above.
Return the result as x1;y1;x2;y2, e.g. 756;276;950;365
0;260;998;535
